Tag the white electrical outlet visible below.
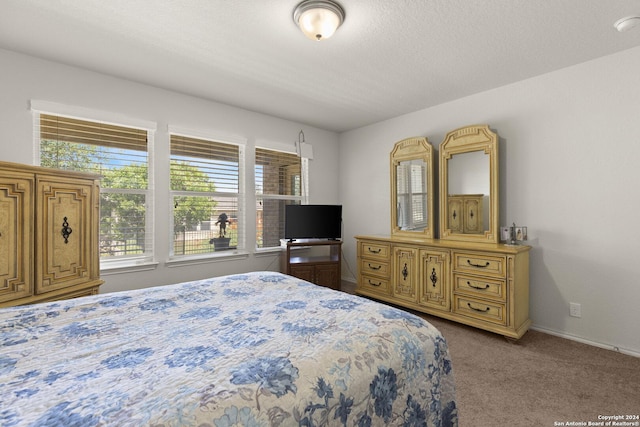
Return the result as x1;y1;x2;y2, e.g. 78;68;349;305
569;302;581;318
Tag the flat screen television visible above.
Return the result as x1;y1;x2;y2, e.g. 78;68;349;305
285;204;342;241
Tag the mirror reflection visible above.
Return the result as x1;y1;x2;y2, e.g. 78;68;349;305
447;151;490;234
396;159;427;232
390;137;434;238
439;124;499;243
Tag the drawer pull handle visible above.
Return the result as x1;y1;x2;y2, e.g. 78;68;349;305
467;259;490;268
430;268;438;287
367;279;382;287
467;303;490;313
467;281;490;290
368;247;381;254
368;263;381;270
61;216;73;244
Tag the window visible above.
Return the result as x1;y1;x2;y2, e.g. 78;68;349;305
32;102;310;264
37;113;153;264
170;133;242;257
255;147;303;248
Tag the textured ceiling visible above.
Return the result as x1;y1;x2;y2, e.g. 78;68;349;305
1;0;640;132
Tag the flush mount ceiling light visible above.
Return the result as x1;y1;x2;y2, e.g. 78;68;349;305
293;0;345;41
614;16;640;32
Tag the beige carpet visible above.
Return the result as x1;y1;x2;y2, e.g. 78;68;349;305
422;315;640;426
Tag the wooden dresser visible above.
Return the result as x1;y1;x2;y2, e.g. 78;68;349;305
377;126;530;339
356;235;531;339
0;161;103;307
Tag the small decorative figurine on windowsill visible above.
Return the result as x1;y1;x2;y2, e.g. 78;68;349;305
210;213;231;250
215;213;230;238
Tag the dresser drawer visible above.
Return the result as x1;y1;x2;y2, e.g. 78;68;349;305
453;274;506;302
359;275;390;295
359;258;390;278
453;295;507;325
452;252;506;278
359;241;391;261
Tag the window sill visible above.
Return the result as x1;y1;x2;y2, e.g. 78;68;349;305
254;246;285;256
100;260;159;275
165;251;250;268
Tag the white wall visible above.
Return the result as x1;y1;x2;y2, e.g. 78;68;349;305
3;44;639;355
0;48;340;294
339;46;640;356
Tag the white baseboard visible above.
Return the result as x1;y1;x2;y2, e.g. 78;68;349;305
530;325;640;358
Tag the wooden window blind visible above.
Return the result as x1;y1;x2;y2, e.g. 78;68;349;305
170;134;241;256
170;134;239;193
39;114;148;177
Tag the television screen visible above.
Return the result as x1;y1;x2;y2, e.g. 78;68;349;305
285;204;342;240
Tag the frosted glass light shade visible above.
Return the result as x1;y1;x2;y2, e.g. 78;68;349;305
614;16;640;32
293;0;345;41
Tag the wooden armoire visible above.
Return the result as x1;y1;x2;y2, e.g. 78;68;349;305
0;161;103;307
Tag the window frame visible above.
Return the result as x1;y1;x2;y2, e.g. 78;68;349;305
167;127;246;261
31;101;157;270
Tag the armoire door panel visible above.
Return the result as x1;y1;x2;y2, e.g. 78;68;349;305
37;180;93;293
0;177;33;302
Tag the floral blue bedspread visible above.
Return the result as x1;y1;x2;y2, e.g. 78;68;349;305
0;271;457;426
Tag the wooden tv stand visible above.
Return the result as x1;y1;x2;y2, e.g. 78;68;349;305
282;239;342;291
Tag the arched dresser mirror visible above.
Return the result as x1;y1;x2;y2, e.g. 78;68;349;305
390;137;434;239
439;125;499;243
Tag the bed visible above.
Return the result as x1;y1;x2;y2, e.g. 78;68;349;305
0;271;457;426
